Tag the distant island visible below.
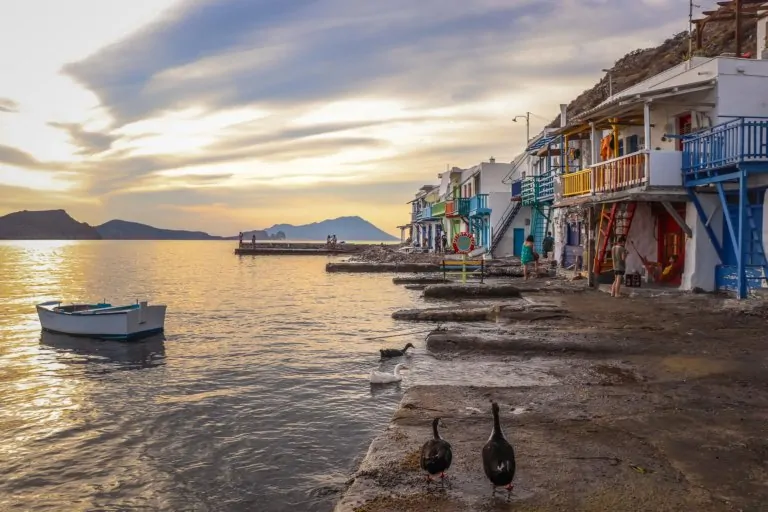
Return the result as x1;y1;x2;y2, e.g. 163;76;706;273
0;210;398;241
0;210;101;240
262;216;398;241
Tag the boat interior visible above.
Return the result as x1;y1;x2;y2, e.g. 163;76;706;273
51;303;141;315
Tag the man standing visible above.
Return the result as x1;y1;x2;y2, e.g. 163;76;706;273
442;233;448;253
611;235;628;297
542;231;555;259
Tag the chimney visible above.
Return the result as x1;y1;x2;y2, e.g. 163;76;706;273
560;104;568;128
489;156;496;163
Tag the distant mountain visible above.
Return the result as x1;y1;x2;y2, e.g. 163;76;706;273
264;216;398;241
95;219;224;240
0;209;101;240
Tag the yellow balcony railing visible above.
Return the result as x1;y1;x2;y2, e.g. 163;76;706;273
562;169;592;197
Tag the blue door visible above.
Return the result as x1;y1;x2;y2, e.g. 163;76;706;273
513;228;525;257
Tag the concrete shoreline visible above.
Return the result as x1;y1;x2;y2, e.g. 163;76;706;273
334;281;768;511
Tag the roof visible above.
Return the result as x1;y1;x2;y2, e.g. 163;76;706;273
526;135;558;152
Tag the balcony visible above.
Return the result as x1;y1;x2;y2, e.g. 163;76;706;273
563;169;591;197
521;173;554;205
445;197;470;217
417;205;433;221
468;194;490;216
560;150;683;199
511;180;522;198
431;201;446;217
682;117;768;184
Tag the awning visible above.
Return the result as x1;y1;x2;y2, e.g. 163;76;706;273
526;135;558;152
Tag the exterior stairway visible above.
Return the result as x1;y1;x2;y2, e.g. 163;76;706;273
490;201;522;255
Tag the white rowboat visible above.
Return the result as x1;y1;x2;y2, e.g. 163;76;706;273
36;300;167;341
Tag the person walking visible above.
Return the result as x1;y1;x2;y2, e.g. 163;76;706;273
542;231;554;259
521;235;538;280
611;235;628;297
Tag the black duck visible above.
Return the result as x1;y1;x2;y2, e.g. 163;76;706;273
420;417;452;481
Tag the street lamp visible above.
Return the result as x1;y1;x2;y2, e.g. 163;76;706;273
601;68;613;98
513;112;531;142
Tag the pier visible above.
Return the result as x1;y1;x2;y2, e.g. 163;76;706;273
234;242;374;256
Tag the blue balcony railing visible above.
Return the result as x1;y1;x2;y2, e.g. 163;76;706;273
682;117;768;180
468;194;490;216
417;205;433;220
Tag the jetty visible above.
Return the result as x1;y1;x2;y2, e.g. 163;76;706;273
234;242;372;256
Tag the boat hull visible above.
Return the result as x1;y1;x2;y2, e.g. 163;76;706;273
36;303;166;341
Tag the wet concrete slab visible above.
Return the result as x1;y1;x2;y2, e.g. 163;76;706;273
337;286;768;512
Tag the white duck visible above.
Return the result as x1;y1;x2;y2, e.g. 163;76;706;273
370;363;408;384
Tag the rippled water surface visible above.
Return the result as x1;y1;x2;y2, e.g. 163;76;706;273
0;241;424;511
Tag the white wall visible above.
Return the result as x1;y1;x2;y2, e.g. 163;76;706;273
493;205;532;257
682;194;722;292
759;14;767;59
488;192;512;229
716;59;768;119
624;203;657;274
478;162;514;193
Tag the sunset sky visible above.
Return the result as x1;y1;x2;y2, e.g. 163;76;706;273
0;0;693;236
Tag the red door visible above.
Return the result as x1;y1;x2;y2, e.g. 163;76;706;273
677;114;692;151
657;208;685;286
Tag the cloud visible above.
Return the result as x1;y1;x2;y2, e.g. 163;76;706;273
63;0;689;127
48;122;117;155
4;0;698;235
0;98;18;113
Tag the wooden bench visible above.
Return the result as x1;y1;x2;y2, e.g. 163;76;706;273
440;259;485;283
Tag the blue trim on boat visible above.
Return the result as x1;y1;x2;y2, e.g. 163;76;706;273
41;327;164;341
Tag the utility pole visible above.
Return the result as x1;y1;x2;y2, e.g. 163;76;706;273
513;112;531;142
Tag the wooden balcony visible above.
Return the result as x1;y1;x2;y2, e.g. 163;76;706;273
445;198;470;217
431;201;446;217
521;174;554;205
562;169;591;197
468;194;490;216
593;152;646;193
682;117;768;185
560;150;682;200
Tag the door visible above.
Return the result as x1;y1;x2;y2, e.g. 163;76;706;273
513;228;525;257
677;113;692;151
657;207;685;286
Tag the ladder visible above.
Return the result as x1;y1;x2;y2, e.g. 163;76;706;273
744;196;768;283
490;201;522;253
594;202;637;273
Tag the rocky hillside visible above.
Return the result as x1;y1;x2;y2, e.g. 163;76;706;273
549;22;759;127
0;209;101;240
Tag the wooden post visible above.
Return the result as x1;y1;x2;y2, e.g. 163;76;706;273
481;259;485;284
461;254;467;283
587;206;595;288
442;260;446;281
736;0;742;57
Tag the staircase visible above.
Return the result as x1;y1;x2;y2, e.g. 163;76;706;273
594;202;637;273
532;204;552;255
744;196;768;279
490;201;522;254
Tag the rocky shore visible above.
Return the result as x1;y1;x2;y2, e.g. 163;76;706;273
335;278;768;511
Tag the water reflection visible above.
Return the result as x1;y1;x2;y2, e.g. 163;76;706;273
0;241;424;512
39;332;167;372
